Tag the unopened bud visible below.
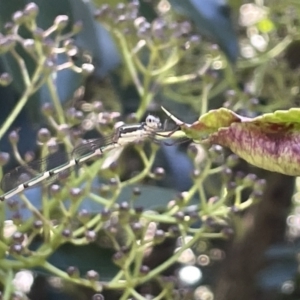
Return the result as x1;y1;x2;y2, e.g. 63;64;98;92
67;266;80;278
32;28;44;40
0;37;16;54
81;63;95;75
12;11;26;24
37;128;51;143
86;270;99;281
0;73;12;86
43;59;55;73
41;103;54;116
9;130;19;144
72;21;83;34
24;2;39;19
54;15;69;30
0;152;9;166
4;22;14;34
23;39;35;53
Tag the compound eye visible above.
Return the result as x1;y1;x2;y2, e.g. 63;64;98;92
146;115;160;128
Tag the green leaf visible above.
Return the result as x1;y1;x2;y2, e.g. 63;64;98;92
47;242;119;280
28;241;119;281
162;106;300;176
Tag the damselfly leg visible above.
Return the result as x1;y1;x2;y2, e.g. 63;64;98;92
151;106;190;145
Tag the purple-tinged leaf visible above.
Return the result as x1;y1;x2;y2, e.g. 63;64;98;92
162;106;300;176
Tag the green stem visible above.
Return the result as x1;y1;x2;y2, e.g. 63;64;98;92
114;30;144;97
120;145;157;187
10;49;31;87
201;82;212;115
0;63;44;139
3;269;14;300
237;35;294;68
43;261;102;291
135;228;206;286
46;77;66;125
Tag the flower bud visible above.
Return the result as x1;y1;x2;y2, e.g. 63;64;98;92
174;211;185;221
86;270;99;281
92;294;104;300
93;101;103;113
151;18;167;39
24;3;39;19
113;251;126;267
69;187;83;200
168;225;180;237
100;208;111;221
9;130;19;144
54;15;69;30
12;11;26;24
154;229;165;244
253;179;266;193
0;152;9;166
33;220;43;230
7;198;19;211
178;21;192;36
12;231;24;243
12;212;22;225
137;22;151;38
62;229;72;239
42;38;55;56
72;21;83;34
0;72;12;86
85;230;96;242
139;265;150;275
94;4;112;22
131;222;143;238
4;22;14;34
221;227;234;239
57;124;70;138
67;266;80;278
250;190;264;202
42;59;55;74
132;187;141;196
243;173;257;187
50;184;61;197
32;28;44;40
81;63;95;75
37;128;51;143
226;154;239;168
23;39;35;53
78;209;90;224
127;0;139;19
9;243;24;255
191;169;200;180
0;37;15;54
42;102;54;116
134;206;143;214
153;167;165;180
222;167;232;183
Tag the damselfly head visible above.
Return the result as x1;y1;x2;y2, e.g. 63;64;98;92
145;115;161;129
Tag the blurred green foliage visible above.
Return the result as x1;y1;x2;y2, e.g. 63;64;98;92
0;1;299;300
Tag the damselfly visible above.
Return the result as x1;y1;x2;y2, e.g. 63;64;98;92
0;115;162;201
